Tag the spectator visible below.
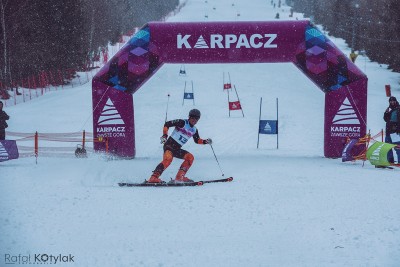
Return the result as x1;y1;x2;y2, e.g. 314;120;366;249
349;50;358;63
0;101;10;140
383;96;400;163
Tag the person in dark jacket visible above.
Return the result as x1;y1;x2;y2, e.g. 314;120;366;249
383;96;400;163
148;109;212;183
0;101;10;140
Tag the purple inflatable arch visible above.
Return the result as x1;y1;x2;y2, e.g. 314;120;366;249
92;21;367;158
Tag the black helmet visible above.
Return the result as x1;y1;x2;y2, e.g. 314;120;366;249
189;109;201;119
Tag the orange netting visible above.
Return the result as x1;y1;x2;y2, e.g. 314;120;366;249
345;130;400;165
346;130;383;161
5;130;107;158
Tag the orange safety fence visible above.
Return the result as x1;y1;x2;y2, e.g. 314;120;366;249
345;129;400;162
5;130;108;158
345;130;383;161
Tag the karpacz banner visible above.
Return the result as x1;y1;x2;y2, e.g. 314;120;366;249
93;21;367;158
0;140;19;162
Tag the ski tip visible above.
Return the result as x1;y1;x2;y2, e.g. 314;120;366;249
227;177;233;182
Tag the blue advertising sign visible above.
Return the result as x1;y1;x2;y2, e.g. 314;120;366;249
259;120;278;134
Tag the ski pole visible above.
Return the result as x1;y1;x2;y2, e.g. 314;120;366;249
210;143;224;177
165;93;170;122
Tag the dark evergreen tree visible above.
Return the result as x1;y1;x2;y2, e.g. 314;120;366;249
0;0;180;93
290;0;400;72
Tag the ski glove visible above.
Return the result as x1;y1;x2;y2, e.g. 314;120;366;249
160;134;168;144
204;138;213;145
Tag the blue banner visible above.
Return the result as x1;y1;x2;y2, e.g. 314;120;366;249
341;139;358;162
184;92;194;99
0;140;19;162
259;120;278;134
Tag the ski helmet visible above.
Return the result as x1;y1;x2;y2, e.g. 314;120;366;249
189;109;201;119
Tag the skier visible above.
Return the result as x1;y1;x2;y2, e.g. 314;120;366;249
147;109;212;183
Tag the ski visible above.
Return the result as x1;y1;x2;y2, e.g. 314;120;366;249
375;165;394;170
202;177;233;184
118;177;233;187
118;181;203;187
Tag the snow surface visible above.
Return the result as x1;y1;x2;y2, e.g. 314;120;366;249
1;0;400;266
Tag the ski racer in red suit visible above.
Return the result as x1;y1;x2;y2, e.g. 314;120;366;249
148;109;212;183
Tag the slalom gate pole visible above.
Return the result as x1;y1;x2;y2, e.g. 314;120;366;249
222;72;225;91
165;93;170;122
210;143;225;177
227;89;231;117
362;129;371;167
192;80;195;106
233;85;244;117
257;97;262;149
182;82;186;106
276;97;279;149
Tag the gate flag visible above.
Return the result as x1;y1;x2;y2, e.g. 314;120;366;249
259;120;278;134
228;101;242;110
184;92;194;99
227;85;244;117
223;72;232;90
179;65;187;76
257;97;279;149
182;80;195;105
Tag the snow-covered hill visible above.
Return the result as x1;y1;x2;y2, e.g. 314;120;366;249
1;0;400;266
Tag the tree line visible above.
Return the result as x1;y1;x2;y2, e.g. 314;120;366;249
289;0;400;72
0;0;179;95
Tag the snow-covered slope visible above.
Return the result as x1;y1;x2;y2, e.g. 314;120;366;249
1;0;400;266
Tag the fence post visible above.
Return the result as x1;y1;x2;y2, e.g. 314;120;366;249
82;130;86;149
35;131;39;164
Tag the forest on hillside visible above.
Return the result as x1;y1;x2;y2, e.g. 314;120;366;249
0;0;179;97
1;0;399;99
289;0;400;72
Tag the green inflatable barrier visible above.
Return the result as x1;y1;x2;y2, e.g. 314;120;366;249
366;142;396;166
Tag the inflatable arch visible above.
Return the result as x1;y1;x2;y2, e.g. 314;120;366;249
92;21;367;158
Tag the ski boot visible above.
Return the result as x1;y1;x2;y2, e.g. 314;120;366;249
147;172;163;183
174;169;194;183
